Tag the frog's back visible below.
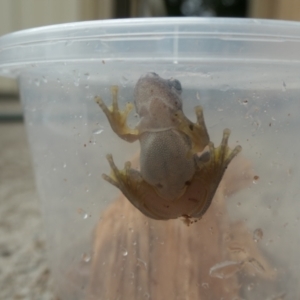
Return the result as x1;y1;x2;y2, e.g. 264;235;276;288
139;130;195;201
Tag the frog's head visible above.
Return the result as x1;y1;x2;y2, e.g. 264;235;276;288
134;72;183;119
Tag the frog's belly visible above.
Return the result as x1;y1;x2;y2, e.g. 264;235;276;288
139;130;195;201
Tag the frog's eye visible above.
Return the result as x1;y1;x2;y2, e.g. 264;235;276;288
147;72;159;77
168;79;182;94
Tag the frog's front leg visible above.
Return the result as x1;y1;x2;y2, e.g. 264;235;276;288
191;129;242;218
174;106;210;155
95;86;139;142
103;154;168;220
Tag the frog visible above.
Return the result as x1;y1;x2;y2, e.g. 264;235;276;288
94;72;241;220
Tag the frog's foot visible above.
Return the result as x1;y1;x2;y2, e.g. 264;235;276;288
174;106;210;155
102;154;164;220
208;128;242;170
192;129;241;218
102;153;133;191
94;86;139;142
199;129;242;183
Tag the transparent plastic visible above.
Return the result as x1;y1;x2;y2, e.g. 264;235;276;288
1;18;300;299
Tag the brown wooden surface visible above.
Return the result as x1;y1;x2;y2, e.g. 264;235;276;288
87;155;276;299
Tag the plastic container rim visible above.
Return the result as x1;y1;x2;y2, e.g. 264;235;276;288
2;17;300;45
1;17;300;77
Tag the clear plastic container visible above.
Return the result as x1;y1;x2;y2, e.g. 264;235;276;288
1;18;300;299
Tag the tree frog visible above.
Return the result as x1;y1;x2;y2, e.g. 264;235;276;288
95;72;241;220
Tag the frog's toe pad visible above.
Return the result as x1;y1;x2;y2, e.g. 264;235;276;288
219;128;242;164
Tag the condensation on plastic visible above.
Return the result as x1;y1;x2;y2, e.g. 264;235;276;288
1;18;300;300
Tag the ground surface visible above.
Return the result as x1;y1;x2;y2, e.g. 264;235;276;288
0;122;57;300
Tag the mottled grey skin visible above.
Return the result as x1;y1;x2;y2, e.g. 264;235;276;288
134;73;195;200
95;73;241;220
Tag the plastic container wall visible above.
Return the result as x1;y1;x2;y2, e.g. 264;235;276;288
1;18;300;299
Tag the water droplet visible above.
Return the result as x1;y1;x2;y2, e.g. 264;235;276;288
122;248;128;256
253;228;263;242
85;85;89;89
282;81;287;92
201;282;209;289
246;257;265;274
136;258;147;270
209;261;242;279
228;245;246;255
143;292;150;299
34;79;40;86
253;175;259;184
239;99;248;105
247;283;254;291
120;75;129;87
42;76;48;83
93;128;104;135
78;208;89;219
63;163;67;168
82;252;91;263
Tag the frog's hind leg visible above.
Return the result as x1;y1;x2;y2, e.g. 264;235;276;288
192;129;241;218
102;154;164;220
94;86;139;142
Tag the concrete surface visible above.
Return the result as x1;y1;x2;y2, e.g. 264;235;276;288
0;122;57;300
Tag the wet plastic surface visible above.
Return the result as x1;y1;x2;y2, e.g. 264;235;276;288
1;18;300;299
